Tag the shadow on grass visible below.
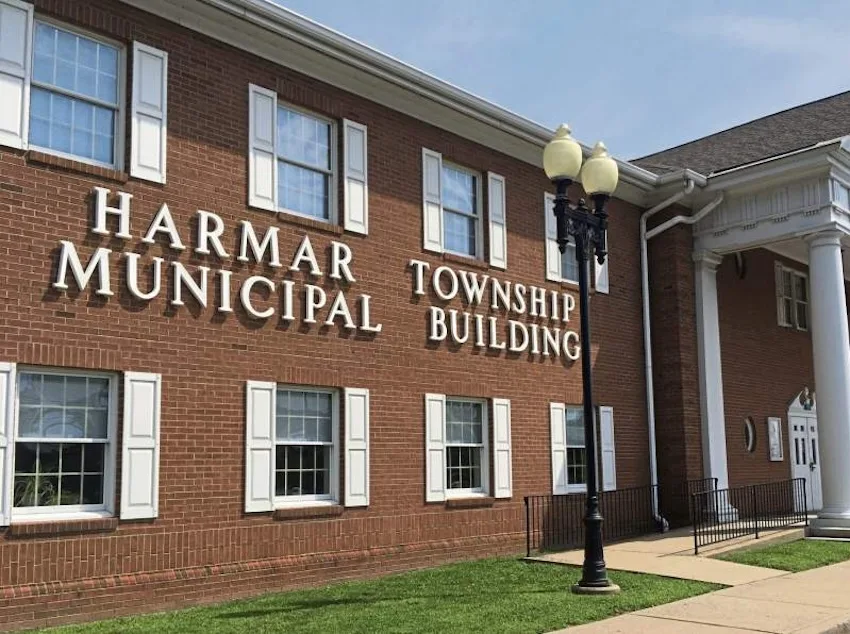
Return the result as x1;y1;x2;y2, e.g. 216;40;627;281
214;588;567;620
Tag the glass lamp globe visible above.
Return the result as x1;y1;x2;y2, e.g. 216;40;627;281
580;142;619;195
543;124;583;181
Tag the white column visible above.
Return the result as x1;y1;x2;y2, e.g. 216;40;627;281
694;251;737;520
807;231;850;536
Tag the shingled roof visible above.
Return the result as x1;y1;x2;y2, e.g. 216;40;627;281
633;91;850;175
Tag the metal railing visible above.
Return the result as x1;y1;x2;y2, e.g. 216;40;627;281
691;478;808;554
524;485;659;556
687;477;718;522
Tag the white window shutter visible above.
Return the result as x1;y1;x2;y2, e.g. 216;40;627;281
488;172;507;269
425;393;446;502
248;84;277;211
344;387;369;507
544;193;561;282
121;372;162;520
343;120;368;235
594;233;610;294
0;362;16;526
491;398;512;499
550;402;568;495
0;0;32;150
245;380;275;513
599;406;616;491
130;42;168;183
422;148;444;253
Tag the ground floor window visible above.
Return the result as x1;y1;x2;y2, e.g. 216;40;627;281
564;406;587;489
445;398;487;495
14;369;116;515
274;387;337;503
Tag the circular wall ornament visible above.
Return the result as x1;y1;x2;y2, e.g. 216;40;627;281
744;417;756;453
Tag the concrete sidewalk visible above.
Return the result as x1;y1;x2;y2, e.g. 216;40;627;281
530;527;793;585
560;560;850;633
536;529;850;633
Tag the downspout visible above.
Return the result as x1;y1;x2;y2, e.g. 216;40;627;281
641;181;724;524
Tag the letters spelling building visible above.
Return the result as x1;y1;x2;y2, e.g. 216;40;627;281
2;0;850;629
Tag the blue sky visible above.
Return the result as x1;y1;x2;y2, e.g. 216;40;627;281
273;0;850;161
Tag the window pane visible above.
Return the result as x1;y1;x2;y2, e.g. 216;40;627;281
444;210;477;256
81;473;104;505
561;243;579;282
13;476;36;507
83;444;104;473
18;407;42;437
62;444;83;472
43;375;65;405
19;374;42;406
782;271;793;297
38;443;60;474
14;443;37;474
63;409;86;438
441;166;476;215
565;408;584;446
60;474;82;505
279;162;329;220
796;302;808;330
567;447;587;485
795;275;808;302
784;298;794;326
277;107;330;170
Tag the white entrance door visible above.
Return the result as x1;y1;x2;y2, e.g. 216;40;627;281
789;413;822;511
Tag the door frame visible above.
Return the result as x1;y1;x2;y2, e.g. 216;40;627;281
787;389;821;511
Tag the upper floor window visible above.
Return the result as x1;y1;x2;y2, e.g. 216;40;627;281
561;244;579;283
776;263;808;331
29;21;122;168
13;369;116;515
277;106;335;222
442;164;481;257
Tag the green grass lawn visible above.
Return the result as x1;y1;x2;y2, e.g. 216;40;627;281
43;558;719;634
716;538;850;572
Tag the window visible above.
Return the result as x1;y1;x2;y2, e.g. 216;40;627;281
445;398;487;494
561;243;579;283
274;387;337;504
29;20;122;168
442;164;481;257
777;264;808;330
13;369;116;516
277;105;335;221
565;406;586;489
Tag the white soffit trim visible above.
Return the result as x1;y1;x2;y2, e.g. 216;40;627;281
118;0;657;204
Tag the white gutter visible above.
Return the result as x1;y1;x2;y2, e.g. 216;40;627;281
641;186;724;520
639;178;694;519
189;0;659;192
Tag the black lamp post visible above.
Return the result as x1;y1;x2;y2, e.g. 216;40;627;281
543;125;620;594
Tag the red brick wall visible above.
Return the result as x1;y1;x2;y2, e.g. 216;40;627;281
647;211;704;525
716;248;824;488
0;0;650;628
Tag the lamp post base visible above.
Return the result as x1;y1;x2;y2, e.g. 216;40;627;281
571;582;621;595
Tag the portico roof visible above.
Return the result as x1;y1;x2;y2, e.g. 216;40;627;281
635;91;850;176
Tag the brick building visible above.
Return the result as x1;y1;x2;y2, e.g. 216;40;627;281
1;0;849;629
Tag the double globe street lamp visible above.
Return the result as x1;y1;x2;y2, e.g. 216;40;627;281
543;124;620;594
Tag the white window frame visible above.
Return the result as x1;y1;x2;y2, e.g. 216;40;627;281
564;405;587;493
28;16;126;171
560;242;579;285
441;162;483;259
273;385;340;509
11;367;118;521
777;263;808;331
444;397;489;499
276;101;338;225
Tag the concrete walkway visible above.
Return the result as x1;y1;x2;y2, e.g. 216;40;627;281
536;529;850;633
529;527;791;585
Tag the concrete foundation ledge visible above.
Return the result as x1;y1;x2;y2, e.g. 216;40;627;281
807;517;850;539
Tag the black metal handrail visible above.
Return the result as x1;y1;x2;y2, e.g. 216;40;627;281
524;485;659;556
691;478;808;554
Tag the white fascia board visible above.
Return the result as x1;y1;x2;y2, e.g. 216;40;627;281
119;0;657;204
